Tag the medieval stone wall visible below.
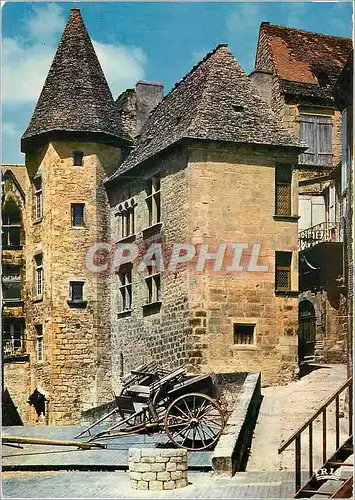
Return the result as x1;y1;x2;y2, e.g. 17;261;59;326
3;359;30;424
23;141;120;424
108;147;190;391
186;143;300;385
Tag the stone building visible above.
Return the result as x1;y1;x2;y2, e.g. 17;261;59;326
2;164;30;424
105;43;305;389
1;10;351;424
3;8;133;425
251;23;352;363
333;54;353;374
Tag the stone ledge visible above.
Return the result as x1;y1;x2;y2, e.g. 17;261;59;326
212;371;262;476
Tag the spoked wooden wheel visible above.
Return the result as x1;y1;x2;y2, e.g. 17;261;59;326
164;392;225;451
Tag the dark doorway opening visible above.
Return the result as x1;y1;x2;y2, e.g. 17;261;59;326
298;300;316;363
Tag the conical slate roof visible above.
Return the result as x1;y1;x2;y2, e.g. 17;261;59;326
22;8;129;150
108;44;304;181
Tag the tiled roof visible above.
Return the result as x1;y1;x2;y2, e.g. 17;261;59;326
108;44;303;181
257;22;352;99
22;8;129;150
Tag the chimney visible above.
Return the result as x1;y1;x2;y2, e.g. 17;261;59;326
249;70;273;106
136;81;164;134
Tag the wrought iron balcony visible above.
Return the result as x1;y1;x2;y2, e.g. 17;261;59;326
299;222;342;252
3;339;25;357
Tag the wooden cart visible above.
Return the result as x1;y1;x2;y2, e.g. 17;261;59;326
75;363;226;451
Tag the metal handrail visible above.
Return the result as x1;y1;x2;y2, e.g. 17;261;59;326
299;221;342;251
278;377;353;492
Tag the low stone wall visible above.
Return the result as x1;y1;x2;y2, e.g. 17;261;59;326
212;372;262;476
128;448;188;490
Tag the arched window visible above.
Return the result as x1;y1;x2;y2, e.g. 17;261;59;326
2;201;22;249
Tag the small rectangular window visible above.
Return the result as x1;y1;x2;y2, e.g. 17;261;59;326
73;151;83;167
118;266;132;311
34;178;43;220
70;281;84;302
233;324;255;345
275;251;292;291
35;324;43;362
34;254;43;297
275;164;292;216
146;176;161;226
145;265;161;304
71;204;85;227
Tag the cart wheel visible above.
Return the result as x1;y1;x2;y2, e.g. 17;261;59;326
164;392;225;451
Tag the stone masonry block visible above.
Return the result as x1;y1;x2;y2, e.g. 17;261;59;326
176;479;188;489
169;456;185;463
166;462;177;472
141;448;159;457
171;471;183;480
129;472;142;481
176;462;188;471
142;472;157;481
155;456;170;463
149;481;164;491
141;456;157;463
164;481;176;490
131;480;138;490
138;481;149;490
134;463;152;473
151;462;166;472
157;471;171;481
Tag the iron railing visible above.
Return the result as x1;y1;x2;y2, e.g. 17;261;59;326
278;377;353;492
299;221;342;251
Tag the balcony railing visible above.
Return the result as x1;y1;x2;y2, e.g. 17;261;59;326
3;340;25;357
299;222;341;252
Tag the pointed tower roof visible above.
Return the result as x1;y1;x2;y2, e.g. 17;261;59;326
21;8;129;152
108;44;304;181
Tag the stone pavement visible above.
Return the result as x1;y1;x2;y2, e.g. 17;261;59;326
2;470;295;498
2;426;212;471
246;364;349;473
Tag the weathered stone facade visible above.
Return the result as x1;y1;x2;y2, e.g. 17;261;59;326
108;140;300;387
2;165;31;423
252;22;352;363
21;141;120;424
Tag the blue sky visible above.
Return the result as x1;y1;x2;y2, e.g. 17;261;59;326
2;1;353;164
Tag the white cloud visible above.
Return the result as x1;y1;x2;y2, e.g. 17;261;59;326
2;4;147;105
93;41;146;98
26;3;65;44
3;38;57;104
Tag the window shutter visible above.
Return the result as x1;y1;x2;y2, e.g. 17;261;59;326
299;115;317;164
317;115;332;166
299;114;332;166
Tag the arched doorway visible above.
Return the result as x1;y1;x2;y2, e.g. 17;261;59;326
298;300;316;362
